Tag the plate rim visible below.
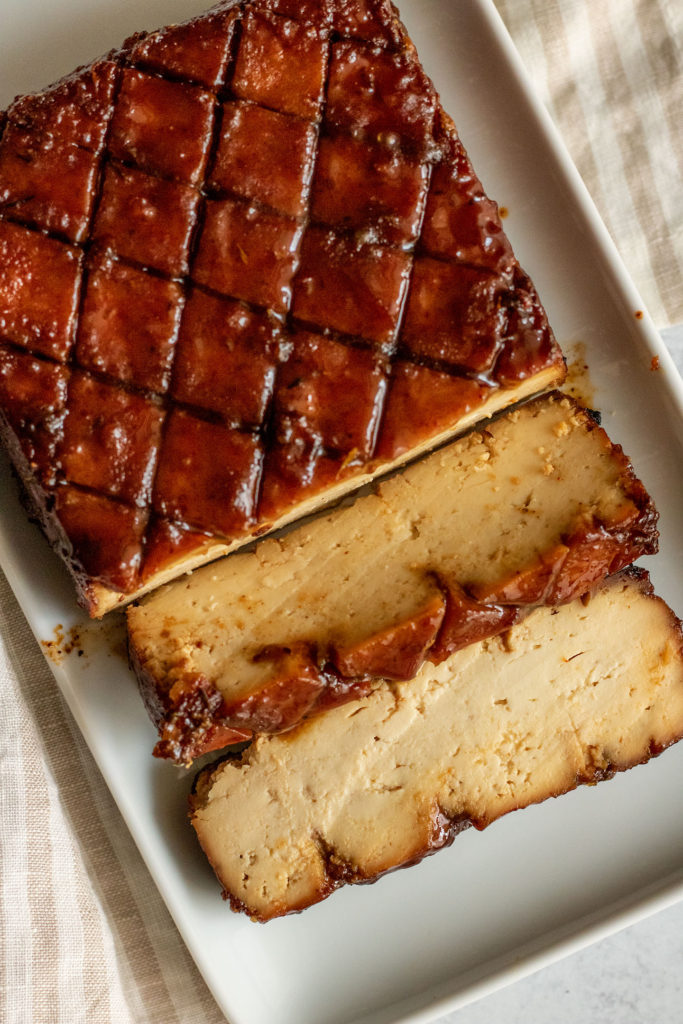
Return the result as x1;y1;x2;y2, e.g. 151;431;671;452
1;0;682;1022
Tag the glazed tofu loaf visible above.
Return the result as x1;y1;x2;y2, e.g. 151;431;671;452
128;393;657;763
0;0;565;618
190;567;683;922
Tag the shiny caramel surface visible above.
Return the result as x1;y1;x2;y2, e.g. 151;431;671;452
0;0;564;606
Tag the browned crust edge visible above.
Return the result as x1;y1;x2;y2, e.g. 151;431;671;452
189;566;683;922
0;409;101;609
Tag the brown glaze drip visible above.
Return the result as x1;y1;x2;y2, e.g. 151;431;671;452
331;594;446;680
428;580;521;664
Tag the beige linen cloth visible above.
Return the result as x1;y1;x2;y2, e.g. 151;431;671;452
1;2;682;1022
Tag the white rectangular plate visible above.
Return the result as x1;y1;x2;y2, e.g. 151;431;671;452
1;2;683;1022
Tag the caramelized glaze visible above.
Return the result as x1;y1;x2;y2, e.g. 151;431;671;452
0;0;564;612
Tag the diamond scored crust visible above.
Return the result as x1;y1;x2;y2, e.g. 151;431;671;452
0;0;565;615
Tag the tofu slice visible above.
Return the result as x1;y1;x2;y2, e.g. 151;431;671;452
128;393;657;763
190;568;683;921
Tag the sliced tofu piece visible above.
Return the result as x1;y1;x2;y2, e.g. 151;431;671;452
128;393;657;763
190;568;683;921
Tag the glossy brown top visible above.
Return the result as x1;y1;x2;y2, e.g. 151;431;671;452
0;0;564;608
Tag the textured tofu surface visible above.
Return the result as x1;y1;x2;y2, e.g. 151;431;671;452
0;0;565;616
190;568;683;921
128;393;657;763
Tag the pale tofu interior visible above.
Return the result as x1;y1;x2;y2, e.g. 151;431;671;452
130;395;641;704
191;573;683;920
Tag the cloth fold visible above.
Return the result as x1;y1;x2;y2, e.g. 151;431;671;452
494;0;683;328
1;2;681;1022
0;573;224;1024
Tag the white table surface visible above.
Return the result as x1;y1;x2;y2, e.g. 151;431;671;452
442;898;683;1022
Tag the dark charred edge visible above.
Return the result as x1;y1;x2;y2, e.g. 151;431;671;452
189;748;247;804
0;410;99;614
127;630;167;729
140;659;252;765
